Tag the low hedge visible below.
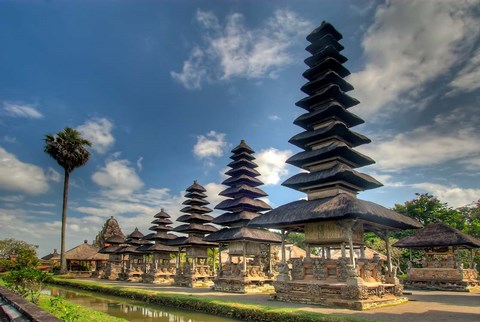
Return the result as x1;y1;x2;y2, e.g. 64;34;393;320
50;278;371;322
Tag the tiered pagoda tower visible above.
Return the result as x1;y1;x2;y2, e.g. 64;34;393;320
171;180;218;287
98;234;125;280
118;228;150;282
142;209;179;284
249;22;422;310
205;140;281;293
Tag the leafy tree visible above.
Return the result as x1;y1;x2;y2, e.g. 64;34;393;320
44;127;91;274
457;200;480;239
285;232;305;250
0;238;39;270
4;268;51;303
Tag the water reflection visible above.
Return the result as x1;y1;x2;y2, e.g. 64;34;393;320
44;286;237;322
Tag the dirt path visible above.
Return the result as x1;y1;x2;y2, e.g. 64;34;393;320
78;279;480;321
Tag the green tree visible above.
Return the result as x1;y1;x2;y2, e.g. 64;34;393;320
0;238;39;270
457;200;480;239
44;127;91;274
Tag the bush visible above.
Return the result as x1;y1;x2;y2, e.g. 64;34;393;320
49;296;81;322
3;268;52;304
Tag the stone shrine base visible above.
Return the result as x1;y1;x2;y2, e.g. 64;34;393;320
272;280;407;310
213;277;275;293
404;268;479;292
173;274;214;288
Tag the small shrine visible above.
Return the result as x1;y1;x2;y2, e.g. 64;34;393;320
98;234;126;280
249;22;422;310
205;140;282;293
394;221;480;292
171;180;218;287
118;228;151;282
142;209;179;284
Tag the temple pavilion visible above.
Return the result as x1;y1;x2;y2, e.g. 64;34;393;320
249;21;422;310
394;221;480;291
141;209;179;284
98;234;125;280
205;140;282;293
171;180;218;288
118;228;150;282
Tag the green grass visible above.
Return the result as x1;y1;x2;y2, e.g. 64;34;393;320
50;277;374;322
37;294;127;322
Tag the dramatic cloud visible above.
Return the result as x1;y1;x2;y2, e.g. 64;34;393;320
77;118;115;154
447;48;480;95
411;182;480;208
255;148;292;185
0;146;49;195
349;0;480;117
171;9;312;89
360;106;480;171
193;131;227;160
204;182;227;209
2;102;43;119
91;159;144;196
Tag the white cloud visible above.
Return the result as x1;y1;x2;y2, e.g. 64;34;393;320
255;148;292;185
77;118;115;154
411;182;480;208
447;48;480;95
136;156;143;172
46;167;61;183
2;102;43;119
349;0;480;117
268;115;281;121
0;146;49;195
193;131;227;159
171;9;312;89
91;159;144;196
360;106;480;171
204;182;227;209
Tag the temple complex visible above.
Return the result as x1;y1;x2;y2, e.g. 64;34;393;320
205;140;282;293
171;181;218;287
98;234;125;280
118;228;150;282
394;221;480;292
142;209;179;284
249;21;422;310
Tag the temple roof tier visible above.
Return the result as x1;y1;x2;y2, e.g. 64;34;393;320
153;209;171;219
184;191;207;199
181;198;210;206
219;184;268;199
296;84;359;110
169;235;218;248
289;122;371;150
204;227;281;243
179;205;213;214
304;45;347;68
137;243;178;253
221;174;264;187
230;151;255;161
144;231;178;241
104;235;125;245
98;245;123;254
186;180;206;192
173;223;218;234
293;101;364;130
148;225;173;232
215;196;272;212
300;70;353;96
306;34;344;55
212;211;261;226
231;140;255;154
249;193;422;231
306;21;343;43
227;158;258;169
224;166;261;178
286;141;375;170
151;218;173;225
302;58;350;82
282;163;382;192
177;213;214;223
127;227;144;240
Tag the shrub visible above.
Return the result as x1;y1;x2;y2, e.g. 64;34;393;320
3;268;52;304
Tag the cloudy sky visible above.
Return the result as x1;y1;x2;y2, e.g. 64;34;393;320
1;0;479;256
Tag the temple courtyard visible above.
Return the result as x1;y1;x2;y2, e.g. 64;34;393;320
77;278;480;322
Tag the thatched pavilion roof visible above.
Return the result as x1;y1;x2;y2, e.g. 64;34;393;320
204;227;281;243
64;241;108;260
41;249;60;261
249;193;422;231
393;222;480;249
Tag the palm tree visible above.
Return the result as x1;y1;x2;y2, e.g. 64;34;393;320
44;127;91;274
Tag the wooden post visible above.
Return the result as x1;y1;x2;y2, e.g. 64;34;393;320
243;241;247;273
306;243;311;259
348;232;355;268
268;244;273;274
218;243;222;274
360;245;366;259
341;242;346;258
281;230;286;266
326;247;331;259
471;249;474;269
384;232;392;273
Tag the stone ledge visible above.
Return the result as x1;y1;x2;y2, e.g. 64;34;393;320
0;286;60;322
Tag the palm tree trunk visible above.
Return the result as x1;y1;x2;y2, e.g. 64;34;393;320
59;170;70;274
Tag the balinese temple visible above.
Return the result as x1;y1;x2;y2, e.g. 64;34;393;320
394;221;480;292
98;234;125;280
205;140;282;293
118;228;151;282
249;21;422;310
171;180;218;287
141;209;179;284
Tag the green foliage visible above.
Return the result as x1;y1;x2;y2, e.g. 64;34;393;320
49;296;81;322
3;269;51;304
286;232;305;249
0;238;39;270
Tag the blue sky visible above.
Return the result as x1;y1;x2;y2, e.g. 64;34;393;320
1;0;479;256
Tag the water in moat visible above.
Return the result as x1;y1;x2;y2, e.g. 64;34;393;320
44;285;238;322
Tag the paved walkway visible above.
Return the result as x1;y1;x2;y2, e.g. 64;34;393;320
79;279;480;321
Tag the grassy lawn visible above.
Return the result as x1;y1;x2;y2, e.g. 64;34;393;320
50;277;374;322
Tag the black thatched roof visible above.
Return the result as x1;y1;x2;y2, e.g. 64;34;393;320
248;193;422;231
105;235;125;245
182;198;210;206
154;209;171;219
179;205;213;214
169;235;217;247
116;245;145;254
144;231;178;241
219;184;268;198
215;197;272;212
98;245;123;254
231;140;254;154
293;101;364;130
221;174;263;187
306;34;344;55
177;213;214;223
144;243;179;253
393;222;480;249
303;47;347;70
307;21;342;43
212;211;260;226
204;227;281;243
174;223;218;234
151;218;173;225
127;227;144;239
186;180;206;192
